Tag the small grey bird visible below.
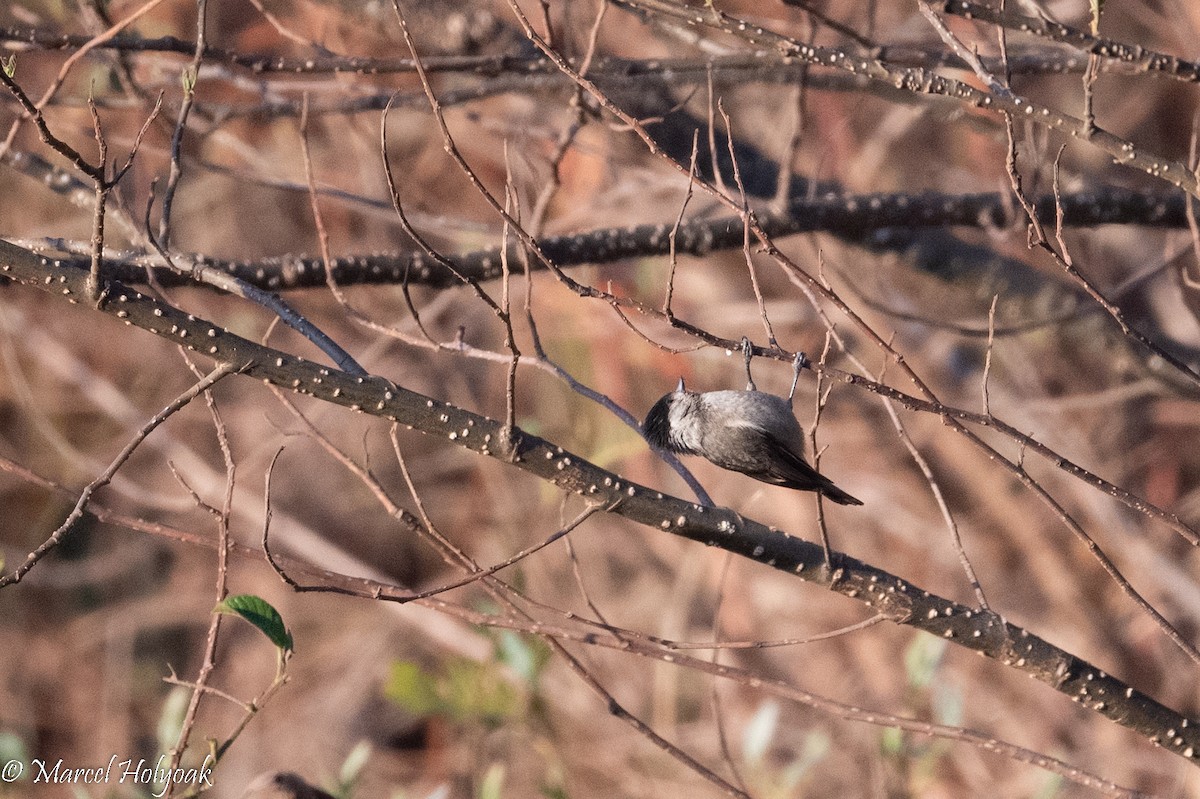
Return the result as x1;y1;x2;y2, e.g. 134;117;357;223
643;378;863;506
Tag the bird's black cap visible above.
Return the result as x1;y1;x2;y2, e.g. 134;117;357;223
642;393;675;451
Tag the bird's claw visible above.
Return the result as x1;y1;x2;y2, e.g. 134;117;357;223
740;336;757;392
787;351;809;402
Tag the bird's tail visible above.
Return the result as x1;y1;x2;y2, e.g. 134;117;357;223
820;480;863;506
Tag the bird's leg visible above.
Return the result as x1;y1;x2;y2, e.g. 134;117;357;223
741;336;757;392
787;351;810;403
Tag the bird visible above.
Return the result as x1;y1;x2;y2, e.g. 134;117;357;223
643;377;863;506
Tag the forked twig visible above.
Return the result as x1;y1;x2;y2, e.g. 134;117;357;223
0;362;235;588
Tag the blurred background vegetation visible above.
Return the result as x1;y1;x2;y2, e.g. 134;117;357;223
2;0;1200;796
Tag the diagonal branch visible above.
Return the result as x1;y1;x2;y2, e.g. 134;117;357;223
610;0;1200;196
1;237;1198;765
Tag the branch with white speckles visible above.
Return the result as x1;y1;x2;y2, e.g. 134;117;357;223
611;0;1200;197
1;235;1198;765
27;185;1190;290
945;1;1200;84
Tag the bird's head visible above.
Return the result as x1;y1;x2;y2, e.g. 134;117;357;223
643;378;698;452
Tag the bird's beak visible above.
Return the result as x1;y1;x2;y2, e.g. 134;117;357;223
675;376;686;393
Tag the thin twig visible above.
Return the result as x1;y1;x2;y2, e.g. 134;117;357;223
981;294;998;415
163;351;237;797
611;0;1200;195
157;0;207;248
0;362;235;588
142;180;367;376
664;131;699;319
507;4;1200;660
917;0;1012;98
719;99;777;348
5;237;1200;763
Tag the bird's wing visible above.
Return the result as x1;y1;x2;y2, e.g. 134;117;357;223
757;434;836;490
728;426;863;505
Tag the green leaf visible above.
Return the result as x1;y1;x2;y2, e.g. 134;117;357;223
335;740;372;798
498;630;536;682
181;66;196;95
496;630;550;685
156;686;190;752
2;55;15;78
1034;771;1065;799
794;730;831;775
385;661;444;716
0;731;28;766
386;658;522;726
539;783;569;799
214;594;293;652
880;726;904;756
444;660;519;724
933;682;964;727
741;700;779;767
478;763;505;799
903;634;946;690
